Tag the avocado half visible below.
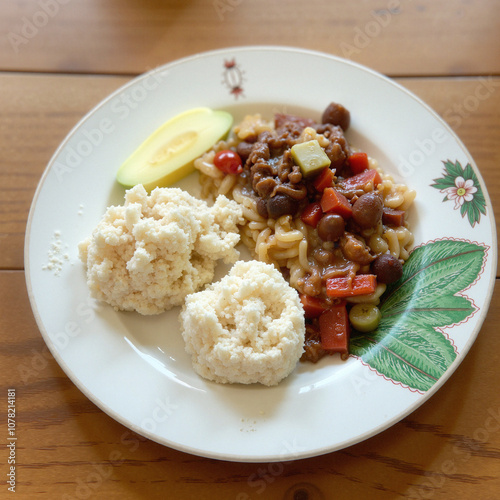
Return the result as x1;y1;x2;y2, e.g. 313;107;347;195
116;107;233;191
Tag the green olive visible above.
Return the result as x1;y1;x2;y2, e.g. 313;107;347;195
349;304;381;332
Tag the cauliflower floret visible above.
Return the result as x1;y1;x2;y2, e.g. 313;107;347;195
78;184;244;315
180;260;305;386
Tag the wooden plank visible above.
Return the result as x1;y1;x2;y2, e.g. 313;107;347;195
0;73;129;269
401;77;500;259
1;72;498;270
2;271;499;498
0;0;499;77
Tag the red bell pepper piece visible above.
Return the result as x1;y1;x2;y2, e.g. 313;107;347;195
326;274;377;298
341;169;382;191
320;187;352;218
319;304;350;353
348;152;369;174
313;167;335;192
300;202;323;228
300;294;329;318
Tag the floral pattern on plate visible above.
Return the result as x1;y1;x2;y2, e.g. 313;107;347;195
431;160;487;227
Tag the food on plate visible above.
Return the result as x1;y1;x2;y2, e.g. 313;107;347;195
348;303;382;333
180;260;305;386
116;107;233;191
291;139;331;177
193;102;416;362
78;184;243;315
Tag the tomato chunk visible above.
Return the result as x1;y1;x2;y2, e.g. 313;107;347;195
319;304;350;353
300;202;323;228
326;274;377;298
340;169;382;191
348;152;369;174
320;187;352;218
313;167;335;192
213;150;243;175
300;294;329;318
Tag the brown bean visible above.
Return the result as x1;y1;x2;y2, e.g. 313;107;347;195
321;102;350;131
266;193;299;219
236;141;255;163
317;214;345;242
352;192;383;228
256;198;268;218
372;253;403;284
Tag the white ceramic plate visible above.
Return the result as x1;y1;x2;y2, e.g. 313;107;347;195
25;46;497;462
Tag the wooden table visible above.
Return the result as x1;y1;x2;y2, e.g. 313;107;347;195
1;1;499;498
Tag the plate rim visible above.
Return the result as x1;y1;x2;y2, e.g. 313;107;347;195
24;45;498;462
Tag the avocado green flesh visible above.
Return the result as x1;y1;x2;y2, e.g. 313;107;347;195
116;107;233;191
291;139;331;177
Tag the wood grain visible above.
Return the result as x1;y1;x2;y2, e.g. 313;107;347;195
2;272;499;499
402;76;500;262
0;0;499;77
1;72;498;270
1;1;499;497
0;73;129;270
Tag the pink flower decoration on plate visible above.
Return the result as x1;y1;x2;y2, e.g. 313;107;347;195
441;176;477;210
431;160;486;228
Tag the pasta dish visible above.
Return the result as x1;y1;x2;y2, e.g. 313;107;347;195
194;103;415;363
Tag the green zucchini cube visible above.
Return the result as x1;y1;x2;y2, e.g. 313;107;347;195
291;139;331;177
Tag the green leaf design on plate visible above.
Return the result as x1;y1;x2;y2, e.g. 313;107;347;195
350;240;486;392
431;160;487;227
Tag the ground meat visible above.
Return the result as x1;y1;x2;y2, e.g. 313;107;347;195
288;164;302;184
273;183;307;201
325;141;347;169
297;266;322;297
245;119;311;211
301;323;327;363
248;141;270;164
340;233;374;265
316;123;350;172
251;161;275;193
277;150;296;182
272;122;303;150
312;247;336;266
255;176;278;198
275;113;315;130
243;113;350;240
